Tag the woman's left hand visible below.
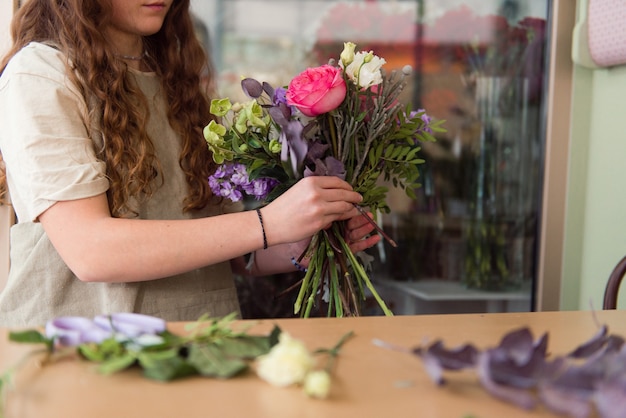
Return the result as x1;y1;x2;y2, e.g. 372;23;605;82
345;211;381;253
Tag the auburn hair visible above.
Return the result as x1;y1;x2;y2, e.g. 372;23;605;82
0;0;217;217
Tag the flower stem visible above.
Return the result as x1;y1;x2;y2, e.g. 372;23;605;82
337;232;393;316
294;255;316;315
314;330;354;373
353;204;397;247
327;113;338;157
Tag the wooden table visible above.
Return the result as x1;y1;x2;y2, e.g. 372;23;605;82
1;310;624;418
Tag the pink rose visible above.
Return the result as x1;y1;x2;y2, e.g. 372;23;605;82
286;65;347;117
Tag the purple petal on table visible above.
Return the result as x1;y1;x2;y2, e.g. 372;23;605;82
577;352;619;382
80;326;114;344
538;383;592;418
421;350;446;385
488;339;552;389
94;313;166;337
568;325;608;359
45;316;98;347
477;350;537;410
416;340;479;371
496;327;548;365
594;376;626;418
538;362;599;417
604;334;625;354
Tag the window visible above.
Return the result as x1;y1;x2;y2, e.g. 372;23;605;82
192;0;551;316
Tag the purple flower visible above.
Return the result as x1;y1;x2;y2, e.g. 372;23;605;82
268;105;308;179
273;87;289;106
244;177;279;199
303;156;346;180
230;163;250;186
219;182;243;202
411;108;433;135
45;313;166;347
209;163;278;202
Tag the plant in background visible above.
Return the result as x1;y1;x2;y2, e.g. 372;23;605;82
205;42;444;317
464;15;545;79
424;7;547;291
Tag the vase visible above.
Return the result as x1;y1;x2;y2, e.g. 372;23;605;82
462;76;534;291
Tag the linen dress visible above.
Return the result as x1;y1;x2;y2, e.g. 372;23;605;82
0;42;241;327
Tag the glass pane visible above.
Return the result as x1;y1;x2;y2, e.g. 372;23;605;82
192;0;551;317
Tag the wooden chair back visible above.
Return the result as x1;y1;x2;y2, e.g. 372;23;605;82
603;255;626;309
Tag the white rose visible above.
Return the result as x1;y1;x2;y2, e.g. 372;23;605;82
256;333;315;387
303;370;331;399
343;51;386;89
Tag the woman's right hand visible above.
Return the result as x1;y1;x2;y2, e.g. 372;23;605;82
260;176;363;246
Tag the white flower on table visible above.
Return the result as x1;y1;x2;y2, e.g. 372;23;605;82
303;370;331;399
256;332;315;387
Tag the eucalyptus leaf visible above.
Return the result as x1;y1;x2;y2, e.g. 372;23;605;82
217;335;273;358
187;344;248;379
98;353;138;375
138;349;196;382
78;343;106;362
9;330;51;349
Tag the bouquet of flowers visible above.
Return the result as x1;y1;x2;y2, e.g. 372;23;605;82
204;42;444;317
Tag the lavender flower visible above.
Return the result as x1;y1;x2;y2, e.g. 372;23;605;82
412;108;433;135
273;87;289;107
209;163;277;202
243;177;279;200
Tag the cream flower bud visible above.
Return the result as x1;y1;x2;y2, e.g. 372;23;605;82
303;370;332;399
256;333;315;387
340;42;356;67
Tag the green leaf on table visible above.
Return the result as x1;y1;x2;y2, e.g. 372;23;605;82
187;343;248;378
217;335;273;358
98;352;138;375
8;330;51;349
268;325;281;347
77;337;126;363
137;348;196;382
79;343;106;362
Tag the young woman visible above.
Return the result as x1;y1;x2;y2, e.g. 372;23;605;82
0;0;380;326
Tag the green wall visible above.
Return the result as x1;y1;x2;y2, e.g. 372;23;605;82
563;1;626;310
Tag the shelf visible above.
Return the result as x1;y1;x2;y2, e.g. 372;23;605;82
373;277;532;315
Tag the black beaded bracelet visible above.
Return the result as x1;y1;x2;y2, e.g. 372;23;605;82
256;208;268;250
291;257;308;273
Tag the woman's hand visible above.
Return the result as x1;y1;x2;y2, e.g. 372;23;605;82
344;210;381;253
261;176;362;246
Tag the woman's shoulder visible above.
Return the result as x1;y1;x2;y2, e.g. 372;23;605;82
2;42;68;82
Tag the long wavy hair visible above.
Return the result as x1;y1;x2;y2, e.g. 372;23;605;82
0;0;217;217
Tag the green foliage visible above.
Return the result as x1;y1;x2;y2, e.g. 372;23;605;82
4;314;281;384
